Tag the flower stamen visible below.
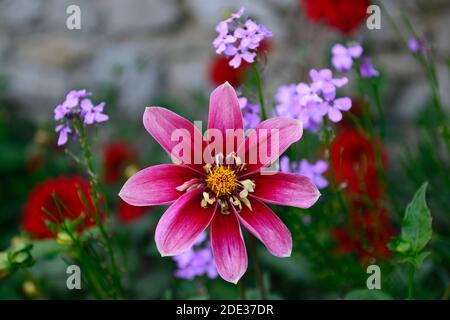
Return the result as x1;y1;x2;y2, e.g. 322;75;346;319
205;165;239;198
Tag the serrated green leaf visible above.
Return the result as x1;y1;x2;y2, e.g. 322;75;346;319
401;182;432;253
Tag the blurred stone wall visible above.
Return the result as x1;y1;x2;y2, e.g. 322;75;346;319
0;0;449;123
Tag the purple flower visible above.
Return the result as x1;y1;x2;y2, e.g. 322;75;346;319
275;84;324;132
309;69;348;100
80;99;109;125
296;82;323;106
239;97;260;129
280;156;299;173
54;89;91;121
213;22;236;54
320;92;352;123
213;7;272;68
228;46;257;68
55;124;72;146
280;156;328;189
359;57;379;78
53;89;107;147
299;159;328;189
275;67;350;132
408;37;427;55
172;232;218;280
274;84;298;116
331;43;363;72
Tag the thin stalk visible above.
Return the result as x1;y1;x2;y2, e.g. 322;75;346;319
322;120;348;214
77;122;123;298
408;264;415;300
238;280;247;300
371;81;385;141
248;236;267;300
46;198;110;299
252;62;268;121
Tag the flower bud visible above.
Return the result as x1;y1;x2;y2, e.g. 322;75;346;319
22;280;40;298
0;252;10;279
56;231;74;246
8;244;34;268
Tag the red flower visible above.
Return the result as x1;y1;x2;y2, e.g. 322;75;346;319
22;176;97;239
119;83;319;283
208;40;271;87
209;56;250;87
102;141;137;185
330;128;384;200
301;0;370;34
329;127;394;260
117;199;147;224
332;208;395;261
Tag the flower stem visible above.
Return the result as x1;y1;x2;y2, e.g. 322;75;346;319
322;120;348;214
253;62;268;121
248;236;267;300
238;280;247;300
408;264;415;300
77;122;124;298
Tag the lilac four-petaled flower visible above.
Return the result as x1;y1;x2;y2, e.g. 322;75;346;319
172;233;218;280
331;42;380;79
331;43;363;72
280;156;328;189
81;99;109;125
53;89;108;146
238;97;261;130
275;68;351;131
213;7;272;68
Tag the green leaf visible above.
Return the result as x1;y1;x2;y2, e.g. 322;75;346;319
344;289;392;300
401;182;432;253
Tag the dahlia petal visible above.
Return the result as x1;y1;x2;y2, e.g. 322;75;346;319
237;118;302;174
143;107;206;171
250;172;320;208
210;211;247;284
155;188;216;256
236;198;292;257
119;164;202;206
208;82;244;138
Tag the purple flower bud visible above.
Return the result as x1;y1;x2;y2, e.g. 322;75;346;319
359;57;379;79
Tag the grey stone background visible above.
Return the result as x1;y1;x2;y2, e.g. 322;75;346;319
0;0;449;124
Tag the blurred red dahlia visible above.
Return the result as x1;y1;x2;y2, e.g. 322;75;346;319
330;128;385;200
332;208;395;261
117;199;147;224
102;141;137;185
301;0;370;34
209;55;250;87
22;176;98;239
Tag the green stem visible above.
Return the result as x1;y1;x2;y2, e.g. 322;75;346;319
238;280;247;300
253;62;268;121
408;264;415;300
248;236;267;300
323;120;348;213
371;81;385;141
77;122;123;298
45;199;110;299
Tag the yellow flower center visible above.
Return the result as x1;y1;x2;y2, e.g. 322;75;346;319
205;166;239;198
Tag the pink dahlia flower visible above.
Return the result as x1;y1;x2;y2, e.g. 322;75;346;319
119;82;320;283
